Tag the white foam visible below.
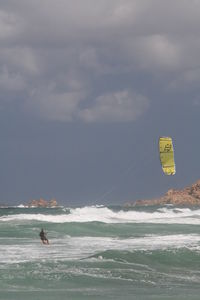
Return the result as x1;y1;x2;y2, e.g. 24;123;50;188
0;234;200;264
1;206;200;224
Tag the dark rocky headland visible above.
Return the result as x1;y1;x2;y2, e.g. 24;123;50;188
125;179;200;207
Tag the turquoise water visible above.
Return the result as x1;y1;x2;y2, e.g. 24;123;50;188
1;205;200;299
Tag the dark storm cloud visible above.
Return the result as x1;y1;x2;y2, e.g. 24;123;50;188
1;0;200;121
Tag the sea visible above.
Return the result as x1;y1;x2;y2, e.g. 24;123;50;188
1;205;200;300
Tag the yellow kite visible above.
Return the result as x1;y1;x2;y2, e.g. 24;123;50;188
159;137;176;175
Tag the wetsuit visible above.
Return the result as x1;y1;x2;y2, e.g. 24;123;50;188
39;230;49;244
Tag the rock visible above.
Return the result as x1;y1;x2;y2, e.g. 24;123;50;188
125;179;200;207
28;198;58;207
49;198;58;207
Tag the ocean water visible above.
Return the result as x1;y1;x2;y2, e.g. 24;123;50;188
1;205;200;300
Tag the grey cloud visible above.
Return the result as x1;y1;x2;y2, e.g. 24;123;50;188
0;0;200;121
0;47;39;75
169;67;200;92
0;67;26;92
27;86;87;122
0;9;21;39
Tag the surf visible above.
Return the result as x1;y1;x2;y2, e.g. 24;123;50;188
1;205;200;225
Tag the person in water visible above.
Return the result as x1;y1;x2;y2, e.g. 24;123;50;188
39;229;49;244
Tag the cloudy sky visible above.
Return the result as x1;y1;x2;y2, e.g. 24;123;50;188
0;0;200;205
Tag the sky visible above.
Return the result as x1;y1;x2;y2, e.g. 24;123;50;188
0;0;200;206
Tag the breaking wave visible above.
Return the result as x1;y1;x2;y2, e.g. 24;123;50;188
1;205;200;224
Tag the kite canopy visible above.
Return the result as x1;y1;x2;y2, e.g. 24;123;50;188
159;137;176;175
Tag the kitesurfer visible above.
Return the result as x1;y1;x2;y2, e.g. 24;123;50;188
39;228;49;244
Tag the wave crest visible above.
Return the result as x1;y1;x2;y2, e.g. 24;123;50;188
1;205;200;224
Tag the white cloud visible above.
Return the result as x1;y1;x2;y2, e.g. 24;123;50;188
27;87;148;123
79;90;149;122
133;35;180;71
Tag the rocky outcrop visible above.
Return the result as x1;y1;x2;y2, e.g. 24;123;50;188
28;198;58;208
125;179;200;207
49;198;58;207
